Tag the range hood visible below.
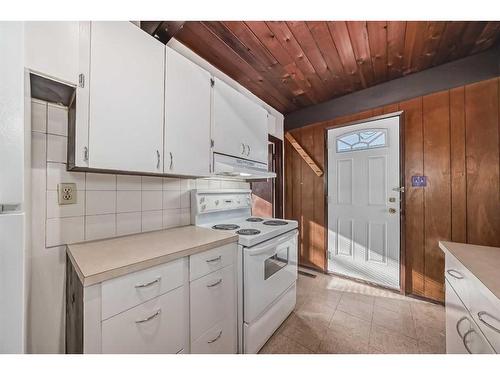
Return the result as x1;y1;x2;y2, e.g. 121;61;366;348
213;153;276;179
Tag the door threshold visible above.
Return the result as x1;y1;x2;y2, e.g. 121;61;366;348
326;270;403;295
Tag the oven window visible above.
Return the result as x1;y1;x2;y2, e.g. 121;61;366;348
264;246;289;280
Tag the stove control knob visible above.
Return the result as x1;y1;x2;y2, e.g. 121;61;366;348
215;200;219;206
200;197;205;203
201;204;207;211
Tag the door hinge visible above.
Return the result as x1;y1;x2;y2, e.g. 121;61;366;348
210;78;215;87
78;74;85;88
328;251;334;261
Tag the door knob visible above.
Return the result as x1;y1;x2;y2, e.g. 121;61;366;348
388;208;397;214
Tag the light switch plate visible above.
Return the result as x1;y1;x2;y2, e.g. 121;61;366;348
58;183;77;205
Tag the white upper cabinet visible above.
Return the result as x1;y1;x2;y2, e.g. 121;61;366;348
78;22;165;173
24;21;80;85
212;78;268;164
164;47;211;176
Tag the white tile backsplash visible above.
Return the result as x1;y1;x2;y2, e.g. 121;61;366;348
85;214;116;241
46;162;85;191
141;190;163;211
141;176;163;190
163;177;181;191
117;191;141;213
46;134;67;163
116;212;142;236
117;175;141;190
47;104;68;136
31;100;47;133
142;210;163;232
85;190;116;215
163;209;181;229
46;191;85;219
33;99;252;253
85;173;116;190
163;190;181;209
46;216;85;247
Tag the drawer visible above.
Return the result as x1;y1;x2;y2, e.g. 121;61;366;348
469;281;500;353
191;317;237;354
445;252;474;310
101;258;187;320
445;280;495;354
190;264;236;341
189;243;236;281
101;285;188;354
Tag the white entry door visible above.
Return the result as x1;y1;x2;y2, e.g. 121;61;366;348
327;115;401;290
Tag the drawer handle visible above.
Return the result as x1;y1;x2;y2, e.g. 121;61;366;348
478;311;500;333
207;330;223;344
135;277;161;288
462;329;474;354
206;256;222;263
456;316;470;338
135;309;161;324
207;278;223;288
446;269;464;279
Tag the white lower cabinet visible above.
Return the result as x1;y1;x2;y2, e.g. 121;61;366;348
71;242;238;354
102;285;188;354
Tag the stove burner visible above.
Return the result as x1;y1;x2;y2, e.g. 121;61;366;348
236;229;261;236
246;217;263;222
263;220;289;226
212;224;240;230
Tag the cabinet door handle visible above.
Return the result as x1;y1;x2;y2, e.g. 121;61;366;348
246;144;250;156
169;152;173;170
478;311;500;333
83;146;89;162
135;277;161;288
156;150;161;169
205;256;222;263
462;329;474;354
241;143;246;155
456;316;470;338
446;269;464;279
206;278;222;288
135;309;161;324
207;330;223;344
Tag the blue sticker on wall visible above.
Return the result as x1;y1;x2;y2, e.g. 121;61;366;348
411;175;427;187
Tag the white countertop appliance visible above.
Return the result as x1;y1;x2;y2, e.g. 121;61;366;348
191;189;298;353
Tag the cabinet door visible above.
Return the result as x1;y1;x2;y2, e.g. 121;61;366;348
212;78;268;163
86;22;165;173
164;47;211;176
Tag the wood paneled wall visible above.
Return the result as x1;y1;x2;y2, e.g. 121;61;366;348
284;77;500;302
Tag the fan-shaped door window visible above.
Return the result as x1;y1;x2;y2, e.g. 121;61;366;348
336;129;388;153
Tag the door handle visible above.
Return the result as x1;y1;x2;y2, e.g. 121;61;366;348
135;277;161;288
135;309;161;324
477;311;500;333
156;150;160;169
246;144;250;156
241;143;246;155
169;152;173;170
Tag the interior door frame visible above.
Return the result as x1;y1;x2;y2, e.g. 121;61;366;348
323;111;406;294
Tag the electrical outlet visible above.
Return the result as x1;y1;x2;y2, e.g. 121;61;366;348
58;183;77;205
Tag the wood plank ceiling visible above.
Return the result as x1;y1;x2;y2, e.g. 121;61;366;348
142;21;500;114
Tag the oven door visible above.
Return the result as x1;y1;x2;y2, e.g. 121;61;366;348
243;229;298;324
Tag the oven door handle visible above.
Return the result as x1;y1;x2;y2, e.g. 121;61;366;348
247;230;297;256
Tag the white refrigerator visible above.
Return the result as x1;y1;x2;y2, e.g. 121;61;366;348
0;21;26;353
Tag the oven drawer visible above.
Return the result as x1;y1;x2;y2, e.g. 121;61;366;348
101;257;187;320
244;230;298;324
189;243;236;281
190;264;237;342
445;251;474;310
191;316;237;354
101;285;188;354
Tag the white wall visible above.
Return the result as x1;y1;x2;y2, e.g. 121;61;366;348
28;99;249;353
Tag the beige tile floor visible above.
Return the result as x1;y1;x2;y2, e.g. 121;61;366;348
259;268;446;354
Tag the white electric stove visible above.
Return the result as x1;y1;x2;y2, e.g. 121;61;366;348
191;189;298;354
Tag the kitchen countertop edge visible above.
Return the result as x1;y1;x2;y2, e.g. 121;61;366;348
66;226;238;287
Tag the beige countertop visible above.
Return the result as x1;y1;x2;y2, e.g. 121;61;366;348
439;241;500;300
67;225;238;287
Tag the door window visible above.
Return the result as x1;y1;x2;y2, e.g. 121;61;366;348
264;246;289;280
336;129;387;153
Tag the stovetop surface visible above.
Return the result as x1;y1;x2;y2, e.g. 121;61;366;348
202;216;298;248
